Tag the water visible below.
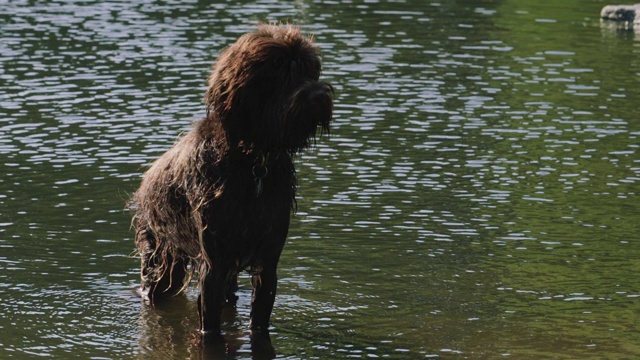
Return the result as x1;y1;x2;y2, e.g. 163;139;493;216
1;0;639;358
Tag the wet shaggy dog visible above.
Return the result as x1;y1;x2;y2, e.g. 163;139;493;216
129;25;333;336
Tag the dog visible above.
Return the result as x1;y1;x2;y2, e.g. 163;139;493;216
129;24;333;337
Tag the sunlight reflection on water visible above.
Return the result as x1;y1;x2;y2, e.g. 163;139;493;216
1;0;640;358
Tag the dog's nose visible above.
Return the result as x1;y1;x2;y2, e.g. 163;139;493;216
309;82;333;99
310;89;326;102
308;83;333;102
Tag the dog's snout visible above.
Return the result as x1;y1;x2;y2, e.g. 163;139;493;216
307;82;333;102
311;85;330;99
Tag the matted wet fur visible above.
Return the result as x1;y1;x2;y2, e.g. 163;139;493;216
129;24;333;337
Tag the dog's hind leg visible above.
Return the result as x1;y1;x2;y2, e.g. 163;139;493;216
137;229;187;302
141;253;187;302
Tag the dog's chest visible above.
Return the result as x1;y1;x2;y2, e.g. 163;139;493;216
206;166;294;235
200;169;293;268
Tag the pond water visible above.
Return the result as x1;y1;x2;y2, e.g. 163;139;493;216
1;0;639;358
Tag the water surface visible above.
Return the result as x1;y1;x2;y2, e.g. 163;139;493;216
1;0;639;358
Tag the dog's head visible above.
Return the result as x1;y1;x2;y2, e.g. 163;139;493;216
205;25;333;152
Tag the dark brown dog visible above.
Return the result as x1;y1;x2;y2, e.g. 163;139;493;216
129;25;332;336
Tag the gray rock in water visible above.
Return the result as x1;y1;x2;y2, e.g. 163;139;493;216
601;4;640;24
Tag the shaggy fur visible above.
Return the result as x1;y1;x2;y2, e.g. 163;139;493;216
129;24;333;336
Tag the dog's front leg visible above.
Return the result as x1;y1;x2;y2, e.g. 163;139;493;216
198;270;225;336
249;263;278;333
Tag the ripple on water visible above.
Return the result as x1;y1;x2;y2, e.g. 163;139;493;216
2;0;640;358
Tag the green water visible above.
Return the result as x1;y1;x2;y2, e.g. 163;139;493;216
1;0;639;358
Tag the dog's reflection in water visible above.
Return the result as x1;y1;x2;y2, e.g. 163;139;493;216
136;291;276;359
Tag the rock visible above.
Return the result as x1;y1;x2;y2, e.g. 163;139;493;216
601;4;640;24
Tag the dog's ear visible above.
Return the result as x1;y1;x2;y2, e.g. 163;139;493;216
204;59;228;114
204;37;246;115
